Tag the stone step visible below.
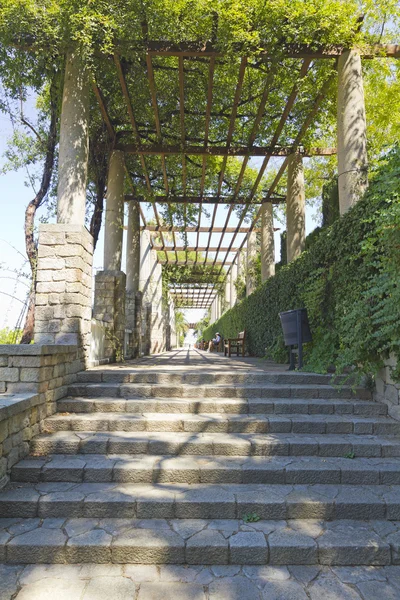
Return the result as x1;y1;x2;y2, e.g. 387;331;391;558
0;516;397;565
76;369;354;386
68;383;372;400
58;396;386;416
30;430;400;458
11;454;400;486
1;482;400;521
44;412;400;436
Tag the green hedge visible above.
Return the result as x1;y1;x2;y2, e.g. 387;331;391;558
203;147;400;377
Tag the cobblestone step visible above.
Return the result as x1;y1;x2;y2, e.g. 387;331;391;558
11;454;400;486
1;482;400;522
0;517;398;565
44;412;400;436
76;369;353;386
30;430;400;457
68;383;372;400
58;396;387;416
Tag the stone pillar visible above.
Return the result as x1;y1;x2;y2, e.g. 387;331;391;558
140;230;166;354
286;154;305;263
93;150;126;362
125;200;141;358
34;51;93;367
230;262;238;307
225;278;231;312
34;225;93;367
261;202;275;282
246;231;257;296
337;50;368;215
126;201;140;294
57;51;90;225
104;150;125;271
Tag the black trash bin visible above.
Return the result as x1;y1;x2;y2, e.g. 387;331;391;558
279;308;312;370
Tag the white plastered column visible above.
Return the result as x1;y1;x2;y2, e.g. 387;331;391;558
246;231;257;296
261;202;275;282
104;150;125;271
126;201;140;294
230;261;238;307
337;50;368;214
286;154;305;263
57;51;90;225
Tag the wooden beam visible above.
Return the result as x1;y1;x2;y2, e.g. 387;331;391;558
159;260;232;266
139;226;260;233
117;144;336;157
92;83;115;141
124;194;286;204
152;246;240;252
117;41;400;59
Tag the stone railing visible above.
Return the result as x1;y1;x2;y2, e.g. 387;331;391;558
0;344;80;487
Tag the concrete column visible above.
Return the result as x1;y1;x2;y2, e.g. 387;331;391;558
286;154;305;263
126;201;140;294
225;278;231;312
104;150;125;271
337;50;368;214
57;51;89;225
246;231;257;296
230;262;238;307
261;202;275;281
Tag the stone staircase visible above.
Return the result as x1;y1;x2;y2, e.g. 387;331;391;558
2;360;400;566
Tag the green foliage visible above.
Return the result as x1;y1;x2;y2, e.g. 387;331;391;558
175;310;188;345
0;327;22;343
203;147;400;380
242;512;260;523
322;178;340;227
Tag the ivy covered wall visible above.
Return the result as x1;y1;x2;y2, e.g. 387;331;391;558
203;147;400;378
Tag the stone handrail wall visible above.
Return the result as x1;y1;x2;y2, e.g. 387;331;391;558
374;354;400;421
0;344;80;487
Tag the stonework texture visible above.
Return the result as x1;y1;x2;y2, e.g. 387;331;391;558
375;355;400;421
93;271;126;362
34;224;93;366
0;345;80;486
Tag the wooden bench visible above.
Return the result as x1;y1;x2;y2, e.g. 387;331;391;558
224;331;246;357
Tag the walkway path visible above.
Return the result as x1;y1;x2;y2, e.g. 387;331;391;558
2;349;400;597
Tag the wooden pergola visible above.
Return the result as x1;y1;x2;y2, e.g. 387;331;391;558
94;41;399;309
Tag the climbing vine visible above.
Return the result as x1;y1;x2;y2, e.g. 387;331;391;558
203;146;400;380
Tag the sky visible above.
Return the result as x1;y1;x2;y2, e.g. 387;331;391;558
0;102;321;332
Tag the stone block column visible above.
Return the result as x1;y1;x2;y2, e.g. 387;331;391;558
34;225;93;366
94;149;126;361
246;231;257;296
261;202;275;281
34;51;93;368
125;200;141;358
286;153;305;263
337;50;368;215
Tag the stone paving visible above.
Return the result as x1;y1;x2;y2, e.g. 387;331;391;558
2;562;400;599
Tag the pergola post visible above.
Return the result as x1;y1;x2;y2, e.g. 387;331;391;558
125;200;141;358
225;277;231;312
139;230;167;354
337;50;368;214
246;230;257;296
34;50;93;367
286;153;306;262
93;150;126;362
261;202;275;282
230;261;238;307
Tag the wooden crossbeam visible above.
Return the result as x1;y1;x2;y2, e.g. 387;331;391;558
159;260;232;266
152;246;240;252
139;226;260;233
117;144;336;156
124;194;286;204
117;41;400;59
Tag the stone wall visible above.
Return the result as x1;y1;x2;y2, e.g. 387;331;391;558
375;355;400;421
0;345;80;487
93;271;126;362
34;224;93;367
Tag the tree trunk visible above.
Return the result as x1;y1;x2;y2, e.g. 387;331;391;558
20;77;59;344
